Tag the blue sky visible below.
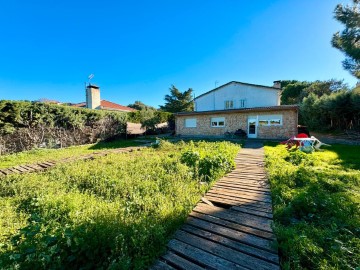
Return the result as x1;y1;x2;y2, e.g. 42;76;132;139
0;0;356;108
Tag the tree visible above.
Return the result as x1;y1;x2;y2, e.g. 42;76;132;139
127;101;156;111
280;80;310;104
332;0;360;78
160;85;194;113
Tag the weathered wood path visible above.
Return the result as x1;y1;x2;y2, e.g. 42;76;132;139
0;146;145;177
152;141;279;270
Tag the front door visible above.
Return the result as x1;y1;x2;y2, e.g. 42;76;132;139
247;118;257;138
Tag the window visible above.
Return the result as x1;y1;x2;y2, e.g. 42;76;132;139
259;120;269;126
258;115;282;126
211;117;225;127
185;118;197;128
225;100;234;109
239;99;246;108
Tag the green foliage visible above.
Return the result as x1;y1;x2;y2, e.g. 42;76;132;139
280;80;348;105
300;89;358;130
179;141;238;182
332;0;360;78
265;143;360;269
159;85;194;113
281;81;311;105
127;101;156;111
127;110;173;132
0;141;239;269
0;100;128;154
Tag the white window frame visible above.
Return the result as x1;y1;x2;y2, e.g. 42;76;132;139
211;117;225;128
239;99;246;108
258;115;283;126
185;118;197;128
224;100;234;109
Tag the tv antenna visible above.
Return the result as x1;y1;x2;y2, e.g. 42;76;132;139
88;74;94;85
215;80;219;88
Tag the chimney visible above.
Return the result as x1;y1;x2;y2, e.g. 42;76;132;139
273;80;281;89
86;84;101;109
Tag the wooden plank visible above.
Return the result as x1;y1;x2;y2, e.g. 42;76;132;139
219;179;270;188
26;164;44;170
42;161;55;166
162;251;205;270
205;194;273;212
37;163;50;168
209;186;272;200
186;216;275;252
204;194;272;212
208;187;272;203
231;205;273;219
150;260;176;270
189;211;275;240
167;239;247;270
216;181;270;191
181;225;279;265
14;166;29;173
19;165;35;172
174;230;279;270
214;183;271;195
194;203;273;233
0;170;7;175
7;167;21;173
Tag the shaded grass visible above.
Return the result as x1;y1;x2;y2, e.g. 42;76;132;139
0;140;239;269
264;143;360;269
0;139;141;169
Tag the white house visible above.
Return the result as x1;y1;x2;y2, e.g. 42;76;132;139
175;81;298;139
194;81;281;111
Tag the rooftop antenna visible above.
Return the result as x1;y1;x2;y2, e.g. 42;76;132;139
88;74;94;86
215;80;219;88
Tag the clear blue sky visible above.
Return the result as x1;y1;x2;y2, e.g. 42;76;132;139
0;0;356;108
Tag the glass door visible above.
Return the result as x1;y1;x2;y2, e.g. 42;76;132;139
247;118;257;138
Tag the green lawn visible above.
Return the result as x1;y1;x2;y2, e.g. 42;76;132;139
265;143;360;269
0;140;240;269
0;139;142;169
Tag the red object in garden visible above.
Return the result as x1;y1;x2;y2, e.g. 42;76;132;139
280;133;309;150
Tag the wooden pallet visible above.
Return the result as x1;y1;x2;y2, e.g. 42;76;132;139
152;141;279;270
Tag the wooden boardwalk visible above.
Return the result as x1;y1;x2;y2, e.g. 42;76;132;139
0;146;145;177
152;141;279;270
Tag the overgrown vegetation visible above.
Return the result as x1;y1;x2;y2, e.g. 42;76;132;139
280;79;360;131
265;144;360;269
0;139;141;169
0;100;127;154
0;140;239;269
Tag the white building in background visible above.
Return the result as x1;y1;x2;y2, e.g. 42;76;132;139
194;81;281;112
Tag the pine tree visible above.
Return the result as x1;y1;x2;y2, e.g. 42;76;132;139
332;0;360;78
160;85;194;113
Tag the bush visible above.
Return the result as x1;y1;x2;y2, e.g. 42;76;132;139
0;100;127;154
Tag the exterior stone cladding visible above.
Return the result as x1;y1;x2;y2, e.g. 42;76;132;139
175;106;298;140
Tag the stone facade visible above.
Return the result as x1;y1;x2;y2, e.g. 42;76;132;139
175;107;298;139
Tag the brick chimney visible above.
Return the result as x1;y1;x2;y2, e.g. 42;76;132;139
273;80;281;89
86;84;101;109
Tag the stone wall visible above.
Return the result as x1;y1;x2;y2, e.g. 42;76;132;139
175;109;298;139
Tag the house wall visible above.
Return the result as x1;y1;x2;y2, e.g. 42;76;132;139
195;82;280;112
176;109;297;139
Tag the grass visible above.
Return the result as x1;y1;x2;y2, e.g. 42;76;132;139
0;140;240;269
0;139;142;169
264;143;360;269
